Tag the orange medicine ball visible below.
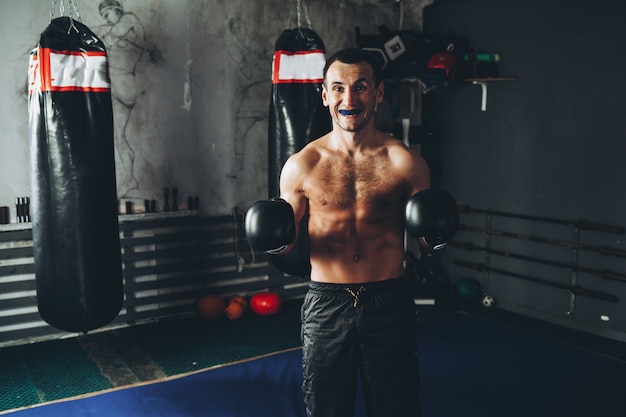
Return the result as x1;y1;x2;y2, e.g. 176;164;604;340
225;295;248;320
197;294;226;321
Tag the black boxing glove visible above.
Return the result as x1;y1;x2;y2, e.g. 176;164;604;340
245;198;296;253
405;189;459;251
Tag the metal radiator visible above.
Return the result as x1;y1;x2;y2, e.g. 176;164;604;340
0;212;308;347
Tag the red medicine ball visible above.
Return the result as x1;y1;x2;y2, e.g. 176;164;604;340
249;292;282;316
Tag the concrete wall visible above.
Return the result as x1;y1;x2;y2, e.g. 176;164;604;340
0;0;426;218
422;0;626;340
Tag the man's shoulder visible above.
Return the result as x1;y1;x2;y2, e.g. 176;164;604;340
291;136;329;160
283;140;325;174
380;134;415;158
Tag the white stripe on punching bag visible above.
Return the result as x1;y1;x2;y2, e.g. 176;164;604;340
29;47;111;94
272;49;325;84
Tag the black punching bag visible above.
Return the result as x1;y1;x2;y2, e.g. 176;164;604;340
28;17;123;333
268;28;331;277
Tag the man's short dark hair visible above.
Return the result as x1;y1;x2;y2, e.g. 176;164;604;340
323;48;384;86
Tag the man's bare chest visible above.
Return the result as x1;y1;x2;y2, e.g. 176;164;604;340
305;155;403;211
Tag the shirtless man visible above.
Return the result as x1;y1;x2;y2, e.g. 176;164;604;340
246;48;458;417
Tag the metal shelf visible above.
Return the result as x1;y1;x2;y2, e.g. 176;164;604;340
466;76;517;111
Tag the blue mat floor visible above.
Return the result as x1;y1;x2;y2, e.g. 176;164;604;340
2;308;625;417
0;300;304;413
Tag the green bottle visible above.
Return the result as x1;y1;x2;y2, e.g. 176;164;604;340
464;52;501;62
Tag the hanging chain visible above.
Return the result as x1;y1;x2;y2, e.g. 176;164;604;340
49;0;57;21
49;0;82;22
296;0;312;29
49;0;82;33
68;0;82;22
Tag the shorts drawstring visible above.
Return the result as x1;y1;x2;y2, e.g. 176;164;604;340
345;286;366;307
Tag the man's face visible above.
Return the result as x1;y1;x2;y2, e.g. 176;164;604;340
322;61;384;133
100;7;121;24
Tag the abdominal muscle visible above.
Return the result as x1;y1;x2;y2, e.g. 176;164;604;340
307;211;406;283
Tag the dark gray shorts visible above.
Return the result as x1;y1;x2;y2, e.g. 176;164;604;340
301;276;421;417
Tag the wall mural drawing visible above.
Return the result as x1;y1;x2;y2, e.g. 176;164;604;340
225;16;272;179
94;0;161;197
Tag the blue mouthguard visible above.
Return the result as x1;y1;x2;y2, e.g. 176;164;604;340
339;109;362;116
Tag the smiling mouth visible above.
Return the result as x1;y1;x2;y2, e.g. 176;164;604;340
339;109;362;116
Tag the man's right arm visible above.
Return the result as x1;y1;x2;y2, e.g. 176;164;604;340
277;152;309;253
